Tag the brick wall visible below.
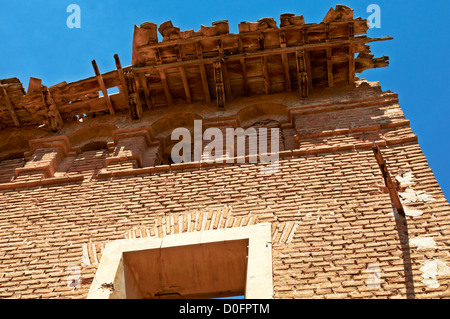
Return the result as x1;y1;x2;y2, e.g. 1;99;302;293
0;84;449;299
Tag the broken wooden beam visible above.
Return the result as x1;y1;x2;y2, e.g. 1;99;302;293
125;71;143;120
41;86;63;132
372;144;405;216
92;59;115;115
114;54;129;97
0;85;20;127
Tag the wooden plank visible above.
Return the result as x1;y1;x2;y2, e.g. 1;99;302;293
0;85;20;127
92;60;115;115
179;67;192;103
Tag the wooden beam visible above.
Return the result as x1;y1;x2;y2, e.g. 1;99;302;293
41;86;63;132
372;144;405;216
221;60;233;101
196;42;211;103
261;56;270;94
259;32;265;50
114;54;129;97
179;67;192;103
138;72;153;109
326;48;334;87
240;58;249;96
125;71;143;120
0;85;20;127
295;50;309;98
281;53;292;92
92;60;115;115
159;69;173;106
213;61;225;108
199;64;211;103
305;50;313;93
133;36;393;74
279;31;292;92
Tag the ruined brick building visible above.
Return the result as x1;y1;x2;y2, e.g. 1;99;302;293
0;5;449;299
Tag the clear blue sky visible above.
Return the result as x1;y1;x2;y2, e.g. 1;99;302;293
1;1;449;199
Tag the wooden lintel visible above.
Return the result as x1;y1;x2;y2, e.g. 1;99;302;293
138;72;153;109
262;56;270;94
326;48;334;88
240;58;249;96
159;69;173;106
92;60;115;115
179;67;192;103
0;85;20;127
